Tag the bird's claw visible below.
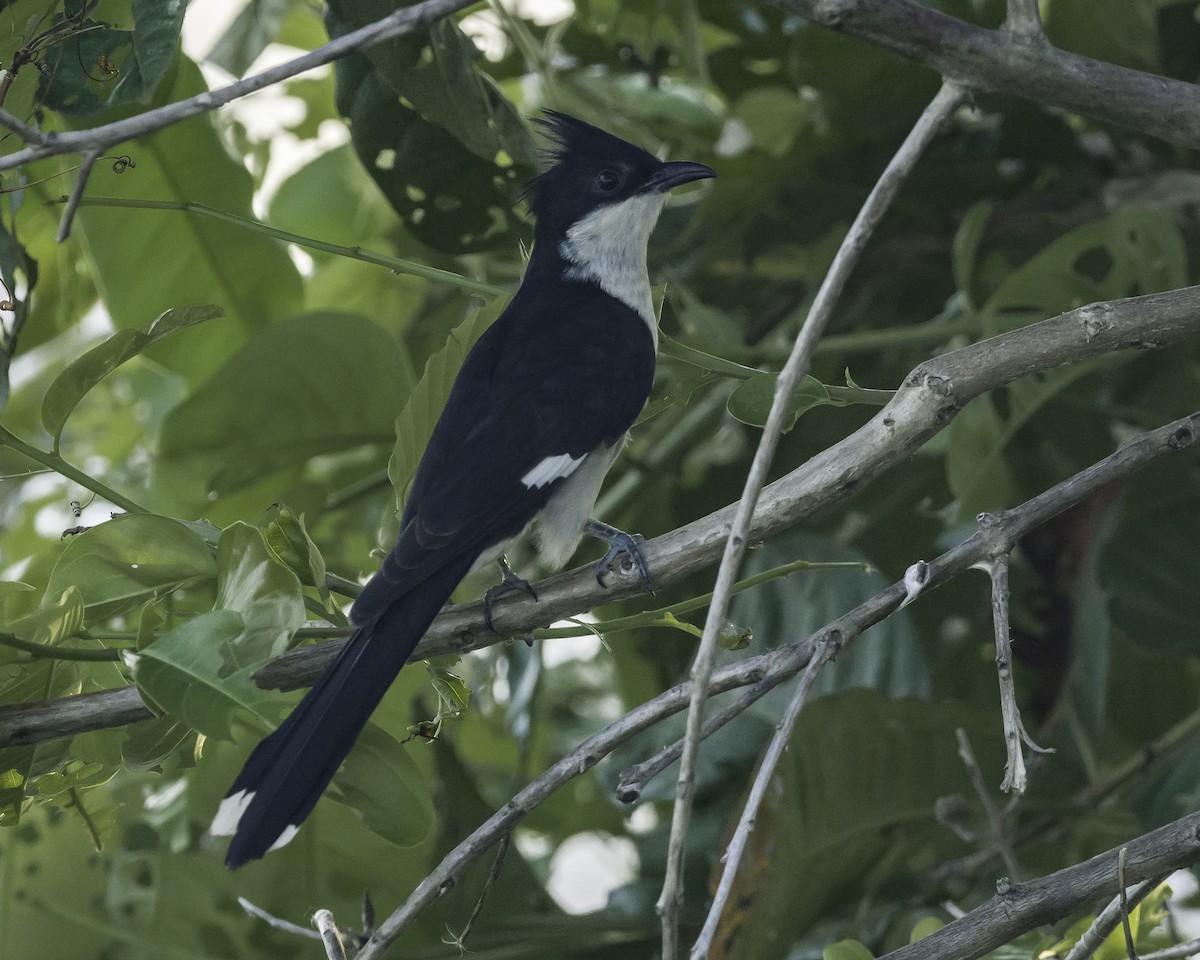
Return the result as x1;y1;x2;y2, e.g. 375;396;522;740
592;527;655;596
483;556;538;633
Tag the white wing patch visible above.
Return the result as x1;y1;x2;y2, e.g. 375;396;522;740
211;789;253;836
522;453;585;489
270;824;300;851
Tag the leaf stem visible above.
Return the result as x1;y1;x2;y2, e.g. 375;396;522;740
0;425;148;514
69;197;512;298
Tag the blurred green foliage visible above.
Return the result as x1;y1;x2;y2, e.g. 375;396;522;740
2;0;1200;958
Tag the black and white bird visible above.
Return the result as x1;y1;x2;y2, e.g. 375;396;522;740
211;111;714;867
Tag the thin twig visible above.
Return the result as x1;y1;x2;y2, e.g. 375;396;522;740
1062;867;1165;960
237;897;321;940
445;834;511;951
978;544;1052;794
955;728;1021;879
313;910;349;960
0;0;477;175
1120;850;1142;960
690;636;839;959
1004;0;1046;39
658;79;967;960
55;149;99;240
1143;938;1200;960
937;703;1200;884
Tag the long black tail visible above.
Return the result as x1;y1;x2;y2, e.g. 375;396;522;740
214;557;472;868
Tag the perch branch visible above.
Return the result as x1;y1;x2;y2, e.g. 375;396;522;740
2;287;1199;749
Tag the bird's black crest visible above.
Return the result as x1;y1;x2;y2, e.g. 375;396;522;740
523;111;658;229
533;110;636;166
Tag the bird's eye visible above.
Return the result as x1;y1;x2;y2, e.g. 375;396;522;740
594;169;623;193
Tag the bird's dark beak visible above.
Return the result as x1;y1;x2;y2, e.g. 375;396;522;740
641;160;716;194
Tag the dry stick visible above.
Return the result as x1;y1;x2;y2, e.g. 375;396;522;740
690;639;838;959
1143;939;1200;960
955;728;1021;880
937;703;1200;885
313;910;349;960
980;544;1051;794
347;412;1197;960
660;79;967;960
1060;870;1165;960
4;286;1200;750
0;0;476;239
237;897;321;941
879;814;1200;960
1004;0;1046;38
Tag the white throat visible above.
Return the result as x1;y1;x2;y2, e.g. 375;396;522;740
559;192;666;345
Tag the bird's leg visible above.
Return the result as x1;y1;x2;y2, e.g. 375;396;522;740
483;555;539;633
585;519;655;595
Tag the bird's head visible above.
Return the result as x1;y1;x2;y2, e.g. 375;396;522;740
526;111;714;253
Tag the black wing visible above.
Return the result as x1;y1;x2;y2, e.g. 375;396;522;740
351;284;655;624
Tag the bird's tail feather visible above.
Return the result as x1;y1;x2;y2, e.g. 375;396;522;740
214;558;472;868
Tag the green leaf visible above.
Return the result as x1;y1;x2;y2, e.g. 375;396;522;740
159;312;411;498
41;305;222;450
727;372;834;432
264;505;339;619
909;917;945;943
951;200;993;308
326;723;434;847
109;0;185;106
733;87;812;158
1101;499;1200;655
980;207;1187;335
74;58;302;382
824;940;876;960
44;516;217;620
8;586;86;647
214;522;306;664
208;0;294;77
122;716;198;773
390;297;503;518
426;661;470;727
129;610;279;740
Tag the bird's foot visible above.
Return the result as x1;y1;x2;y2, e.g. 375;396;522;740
483;555;538;632
586;519;655;595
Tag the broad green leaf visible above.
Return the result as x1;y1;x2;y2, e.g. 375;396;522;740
130;610;279;740
0;216;38;407
214;522;306;664
909;917;945;943
326;723;434;847
824;940;876;960
951;200;993;308
0;581;35;609
980;207;1187;335
41;305;222;450
390;296;504;518
1044;0;1159;72
36;16;133;116
159;311;410;498
264;505;340;619
1101;499;1200;655
733;87;812;158
108;0;186;106
721;691;1004;955
75;58;302;382
7;585;85;648
726;371;835;432
122;716;198;773
208;0;295;77
44;515;217;619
